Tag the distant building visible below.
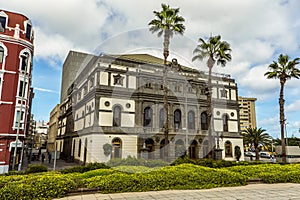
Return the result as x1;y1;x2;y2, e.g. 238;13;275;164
0;10;34;173
24;114;35;150
57;51;244;163
238;96;257;132
47;104;60;152
35;121;48;149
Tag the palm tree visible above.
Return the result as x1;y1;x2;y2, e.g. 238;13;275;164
264;54;300;162
148;4;185;161
243;127;272;161
192;35;231;159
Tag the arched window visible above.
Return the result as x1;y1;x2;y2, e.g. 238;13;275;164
201;112;208;130
203;140;209;158
175;139;185;157
0;46;4;64
159;108;164;129
20;52;29;71
225;141;232;157
145;138;154;159
112;138;122;159
113;106;121;127
78;139;81;157
189;140;198;159
188;111;195;130
223;114;229;132
160;139;166;159
143;107;152;127
174;109;181;131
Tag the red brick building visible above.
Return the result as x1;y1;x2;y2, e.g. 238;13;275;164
0;10;34;173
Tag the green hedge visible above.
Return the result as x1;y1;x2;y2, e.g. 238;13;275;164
0;174;26;188
77;168;116;179
84;164;247;193
260;170;300;183
112;166;160;173
171;157;264;168
107;156;168;167
25;164;48;174
226;163;300;180
0;172;77;200
60;162;110;174
2;162;300;199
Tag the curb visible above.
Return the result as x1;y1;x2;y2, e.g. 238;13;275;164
67;188;99;196
246;178;262;184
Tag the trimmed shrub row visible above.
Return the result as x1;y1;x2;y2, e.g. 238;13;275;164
84;164;247;193
171;156;265;168
1;159;300;199
0;172;77;200
60;162;110;174
226;163;300;181
107;156;168;167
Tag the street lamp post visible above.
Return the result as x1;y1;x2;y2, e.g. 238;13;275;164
285;122;289;146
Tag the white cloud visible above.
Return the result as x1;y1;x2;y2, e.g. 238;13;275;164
286;100;300;112
236;65;278;99
34;87;59;94
3;0;300;127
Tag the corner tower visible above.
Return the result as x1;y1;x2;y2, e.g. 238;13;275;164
0;10;34;173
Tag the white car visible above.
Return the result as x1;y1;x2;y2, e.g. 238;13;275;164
244;151;256;157
259;152;271;158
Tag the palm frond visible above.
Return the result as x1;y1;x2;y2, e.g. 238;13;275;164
149;4;185;39
192;34;232;69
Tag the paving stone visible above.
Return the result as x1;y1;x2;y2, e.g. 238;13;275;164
56;183;300;200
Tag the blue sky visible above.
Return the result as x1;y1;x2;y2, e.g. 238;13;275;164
2;0;300;138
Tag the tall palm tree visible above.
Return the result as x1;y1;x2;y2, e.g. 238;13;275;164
264;54;300;162
243;127;272;161
148;4;185;161
192;35;231;159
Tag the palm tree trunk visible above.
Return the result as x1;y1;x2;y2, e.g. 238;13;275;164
255;144;259;161
279;81;286;162
163;30;170;162
207;56;215;159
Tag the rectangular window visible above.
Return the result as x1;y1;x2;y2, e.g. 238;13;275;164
0;47;4;64
26;23;31;39
15;110;24;128
0;17;6;32
18;81;27;97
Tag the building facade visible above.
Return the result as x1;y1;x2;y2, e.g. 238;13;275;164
238;96;257;132
57;51;244;164
0;10;34;173
35;121;48;149
47;104;60;152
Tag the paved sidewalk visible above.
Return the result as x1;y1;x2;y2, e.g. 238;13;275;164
55;183;300;200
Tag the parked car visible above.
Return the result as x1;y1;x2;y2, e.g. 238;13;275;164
244;151;256;157
259;152;271;158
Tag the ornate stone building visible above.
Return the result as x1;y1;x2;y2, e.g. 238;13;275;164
57;51;244;163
